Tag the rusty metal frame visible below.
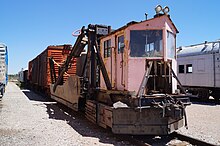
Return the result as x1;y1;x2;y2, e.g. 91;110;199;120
52;25;112;97
49;57;56;84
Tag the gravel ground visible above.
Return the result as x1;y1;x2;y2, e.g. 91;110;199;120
177;101;220;145
0;82;133;146
1;82;220;146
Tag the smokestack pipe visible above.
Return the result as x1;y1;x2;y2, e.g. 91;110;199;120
145;13;148;20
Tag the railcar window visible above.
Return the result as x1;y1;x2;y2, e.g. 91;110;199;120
186;64;192;73
130;30;163;57
179;65;184;73
167;31;176;59
104;39;111;58
118;35;124;54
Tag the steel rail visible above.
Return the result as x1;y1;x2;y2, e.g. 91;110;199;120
171;132;216;146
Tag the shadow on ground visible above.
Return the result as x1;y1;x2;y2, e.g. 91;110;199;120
190;97;220;106
22;89;51;102
22;89;122;145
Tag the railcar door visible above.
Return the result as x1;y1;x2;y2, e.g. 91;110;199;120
214;52;220;87
116;35;125;90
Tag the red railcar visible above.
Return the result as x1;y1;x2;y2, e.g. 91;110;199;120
28;45;76;94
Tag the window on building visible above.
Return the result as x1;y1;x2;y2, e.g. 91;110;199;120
118;35;124;54
179;65;184;73
104;39;111;58
186;64;192;73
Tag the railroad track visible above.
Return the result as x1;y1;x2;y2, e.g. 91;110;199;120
118;132;216;146
171;132;216;146
54;98;217;146
23;89;217;146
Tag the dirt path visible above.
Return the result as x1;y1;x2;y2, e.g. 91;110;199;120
0;82;131;146
1;82;219;145
177;101;220;145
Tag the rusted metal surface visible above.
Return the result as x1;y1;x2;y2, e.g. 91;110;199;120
28;45;77;93
46;15;190;135
98;103;113;128
84;96;186;135
85;100;113;128
112;107;184;135
99;15;179;94
50;75;81;111
85;100;97;124
94;15;189;134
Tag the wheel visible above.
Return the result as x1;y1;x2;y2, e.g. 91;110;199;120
198;89;209;101
211;90;220;102
213;95;220;101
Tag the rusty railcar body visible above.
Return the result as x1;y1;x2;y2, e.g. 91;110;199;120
28;45;76;94
49;7;190;135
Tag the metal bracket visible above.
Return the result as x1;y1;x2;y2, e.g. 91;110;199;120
137;61;153;107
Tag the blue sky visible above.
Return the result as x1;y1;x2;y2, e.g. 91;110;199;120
1;0;220;74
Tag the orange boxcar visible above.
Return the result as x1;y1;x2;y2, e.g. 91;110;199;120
28;45;76;95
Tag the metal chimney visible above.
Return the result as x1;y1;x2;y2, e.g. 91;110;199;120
145;13;148;20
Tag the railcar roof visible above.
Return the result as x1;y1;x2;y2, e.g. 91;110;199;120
101;14;178;38
177;40;220;57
